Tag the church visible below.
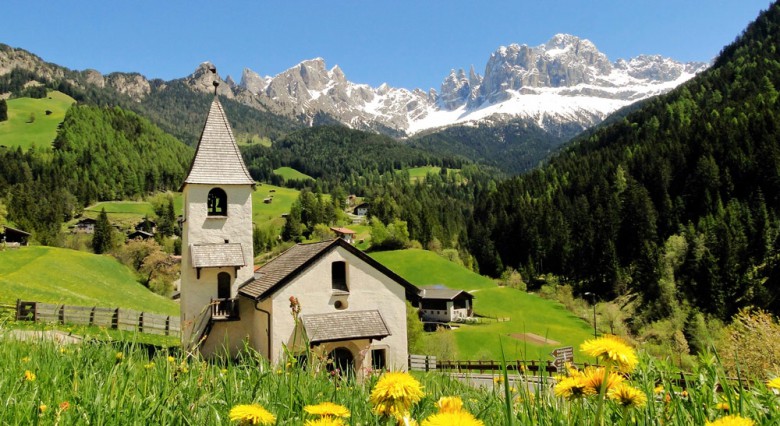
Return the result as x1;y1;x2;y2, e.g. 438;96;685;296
179;85;417;376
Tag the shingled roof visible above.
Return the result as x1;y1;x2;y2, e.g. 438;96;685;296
239;239;420;302
191;243;245;268
420;287;474;301
182;97;254;187
301;310;390;343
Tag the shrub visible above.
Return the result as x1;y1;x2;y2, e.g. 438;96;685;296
717;308;780;378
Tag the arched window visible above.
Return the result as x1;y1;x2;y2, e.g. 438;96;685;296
332;261;348;292
207;188;227;216
217;272;231;299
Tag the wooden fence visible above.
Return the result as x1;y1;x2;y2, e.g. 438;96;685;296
13;300;180;337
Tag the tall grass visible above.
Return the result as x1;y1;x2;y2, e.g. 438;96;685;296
1;327;778;425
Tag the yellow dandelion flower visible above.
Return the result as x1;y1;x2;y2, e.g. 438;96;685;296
421;411;485;426
654;385;664;394
167;356;175;363
580;335;638;372
115;352;124;361
681;390;689;398
436;396;464;413
24;370;36;382
715;402;730;412
767;377;780;390
229;403;276;425
608;383;648;408
580;366;624;395
304;401;350;418
39;404;47;413
554;375;589;399
705;415;755;426
369;371;425;418
493;376;504;385
304;418;346;426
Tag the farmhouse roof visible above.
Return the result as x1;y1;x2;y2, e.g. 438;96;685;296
301;310;390;344
182;97;254;188
330;227;356;235
1;225;31;236
191;243;246;268
239;238;420;302
420;287;474;301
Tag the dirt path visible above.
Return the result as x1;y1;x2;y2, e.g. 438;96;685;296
508;332;560;346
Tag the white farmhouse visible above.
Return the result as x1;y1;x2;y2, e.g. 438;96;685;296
179;91;418;377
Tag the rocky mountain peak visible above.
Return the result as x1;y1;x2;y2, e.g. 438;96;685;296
240;68;271;94
185;61;234;98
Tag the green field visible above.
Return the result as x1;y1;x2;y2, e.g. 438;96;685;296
371;249;594;361
252;183;300;230
403;166;461;183
236;133;271;147
273;167;313;181
0;246;178;315
0;91;74;150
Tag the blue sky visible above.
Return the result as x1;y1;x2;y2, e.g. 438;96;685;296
1;1;771;90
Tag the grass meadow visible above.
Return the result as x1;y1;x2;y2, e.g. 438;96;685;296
273;167;314;182
0;246;178;315
0;91;74;151
1;327;778;425
371;249;595;361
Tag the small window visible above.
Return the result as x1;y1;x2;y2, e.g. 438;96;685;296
217;272;231;299
371;348;386;370
332;261;348;292
207;188;227;216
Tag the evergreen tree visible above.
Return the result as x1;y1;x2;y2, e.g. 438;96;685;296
92;208;112;254
0;99;7;122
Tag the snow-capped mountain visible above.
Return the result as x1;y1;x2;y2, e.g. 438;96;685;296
223;34;707;137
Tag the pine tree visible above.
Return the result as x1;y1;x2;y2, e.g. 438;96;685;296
92;208;112;254
0;99;7;122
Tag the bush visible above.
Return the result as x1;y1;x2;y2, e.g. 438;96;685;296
717;308;780;378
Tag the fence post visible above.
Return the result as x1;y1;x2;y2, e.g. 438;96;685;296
89;307;96;326
165;316;170;336
112;308;119;329
139;312;144;333
59;305;65;324
15;299;21;321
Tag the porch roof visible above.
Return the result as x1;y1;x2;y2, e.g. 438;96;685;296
301;310;390;344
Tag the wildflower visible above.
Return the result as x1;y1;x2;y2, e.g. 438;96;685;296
767;377;780;390
421;411;485;426
115;352;124;361
59;401;70;411
24;370;36;382
167;356;175;363
304;401;350;418
289;296;301;315
715;402;730;412
39;404;47;413
436;396;464;413
608;383;648;408
229;404;276;425
580;366;624;395
704;415;755;426
369;371;425;419
21;356;30;363
580;335;638;372
654;384;664;394
493;376;504;385
681;390;689;399
221;368;229;375
304;418;346;426
144;362;155;369
554;375;588;399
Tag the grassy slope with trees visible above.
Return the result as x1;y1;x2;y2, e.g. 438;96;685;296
0;246;178;315
371;249;594;360
467;1;780;349
0;91;73;150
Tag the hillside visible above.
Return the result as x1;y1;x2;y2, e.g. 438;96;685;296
0;246;178;315
371;249;594;360
0;91;73;150
468;2;780;323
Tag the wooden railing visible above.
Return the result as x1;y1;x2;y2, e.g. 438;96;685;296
211;298;240;321
12;300;180;336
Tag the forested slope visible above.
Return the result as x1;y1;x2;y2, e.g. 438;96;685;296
0;105;192;243
468;2;780;322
